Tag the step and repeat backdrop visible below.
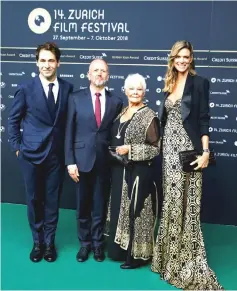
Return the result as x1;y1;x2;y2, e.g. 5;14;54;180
1;1;237;225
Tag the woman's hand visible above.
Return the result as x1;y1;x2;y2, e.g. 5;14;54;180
116;145;129;155
190;152;210;170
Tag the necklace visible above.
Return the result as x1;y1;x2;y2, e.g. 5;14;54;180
115;105;144;139
115;120;129;139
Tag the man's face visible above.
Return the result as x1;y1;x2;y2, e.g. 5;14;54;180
88;60;109;88
36;49;60;81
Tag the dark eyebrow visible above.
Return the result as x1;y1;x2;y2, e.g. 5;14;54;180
39;58;56;62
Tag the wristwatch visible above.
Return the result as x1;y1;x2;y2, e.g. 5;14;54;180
203;149;210;153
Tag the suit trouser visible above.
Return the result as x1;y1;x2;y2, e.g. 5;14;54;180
18;151;64;245
76;163;110;248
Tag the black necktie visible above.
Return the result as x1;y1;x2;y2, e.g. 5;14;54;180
48;83;55;119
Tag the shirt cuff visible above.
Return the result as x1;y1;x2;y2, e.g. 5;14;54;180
67;164;77;171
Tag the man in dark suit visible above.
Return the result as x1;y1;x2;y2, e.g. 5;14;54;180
65;59;123;262
8;42;73;263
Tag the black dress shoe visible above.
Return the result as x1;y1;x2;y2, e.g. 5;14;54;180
120;259;149;269
76;247;90;262
44;244;57;262
93;247;105;262
120;262;136;269
30;243;44;263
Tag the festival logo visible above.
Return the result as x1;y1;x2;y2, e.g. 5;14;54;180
28;8;51;34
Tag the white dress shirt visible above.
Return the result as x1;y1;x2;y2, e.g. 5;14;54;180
39;74;59;103
67;87;107;172
90;87;106;119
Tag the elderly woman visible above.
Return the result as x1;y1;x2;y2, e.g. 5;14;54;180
106;73;160;269
151;41;223;289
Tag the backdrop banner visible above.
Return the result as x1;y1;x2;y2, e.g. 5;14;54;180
1;1;237;225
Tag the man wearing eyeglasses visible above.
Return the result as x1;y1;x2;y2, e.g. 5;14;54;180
65;59;123;263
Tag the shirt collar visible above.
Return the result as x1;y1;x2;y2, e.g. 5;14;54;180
90;86;106;98
39;74;59;88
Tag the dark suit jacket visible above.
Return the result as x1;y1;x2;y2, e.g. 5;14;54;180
159;74;210;153
65;88;123;172
8;76;73;164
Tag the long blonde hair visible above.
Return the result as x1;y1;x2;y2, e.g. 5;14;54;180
163;40;196;93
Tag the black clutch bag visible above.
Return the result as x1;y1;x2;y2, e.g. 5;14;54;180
108;146;132;167
179;149;216;173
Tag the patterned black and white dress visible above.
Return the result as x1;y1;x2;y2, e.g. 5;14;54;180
151;99;223;290
106;106;160;263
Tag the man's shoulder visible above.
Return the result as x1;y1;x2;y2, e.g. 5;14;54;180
107;90;123;103
58;77;73;88
70;88;88;98
17;78;36;91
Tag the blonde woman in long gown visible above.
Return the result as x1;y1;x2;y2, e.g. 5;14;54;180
151;40;223;290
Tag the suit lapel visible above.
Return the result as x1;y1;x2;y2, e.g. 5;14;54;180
100;90;112;129
33;76;53;124
84;88;98;129
54;78;64;125
181;73;193;121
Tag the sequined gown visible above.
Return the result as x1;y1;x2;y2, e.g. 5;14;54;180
151;99;223;290
106;106;160;263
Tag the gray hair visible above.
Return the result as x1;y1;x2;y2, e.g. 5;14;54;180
124;73;147;91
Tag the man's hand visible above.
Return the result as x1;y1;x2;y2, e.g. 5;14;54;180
67;165;80;183
16;150;19;157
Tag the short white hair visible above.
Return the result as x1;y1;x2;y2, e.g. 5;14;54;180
124;73;146;91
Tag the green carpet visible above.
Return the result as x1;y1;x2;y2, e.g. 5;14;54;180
1;203;237;290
